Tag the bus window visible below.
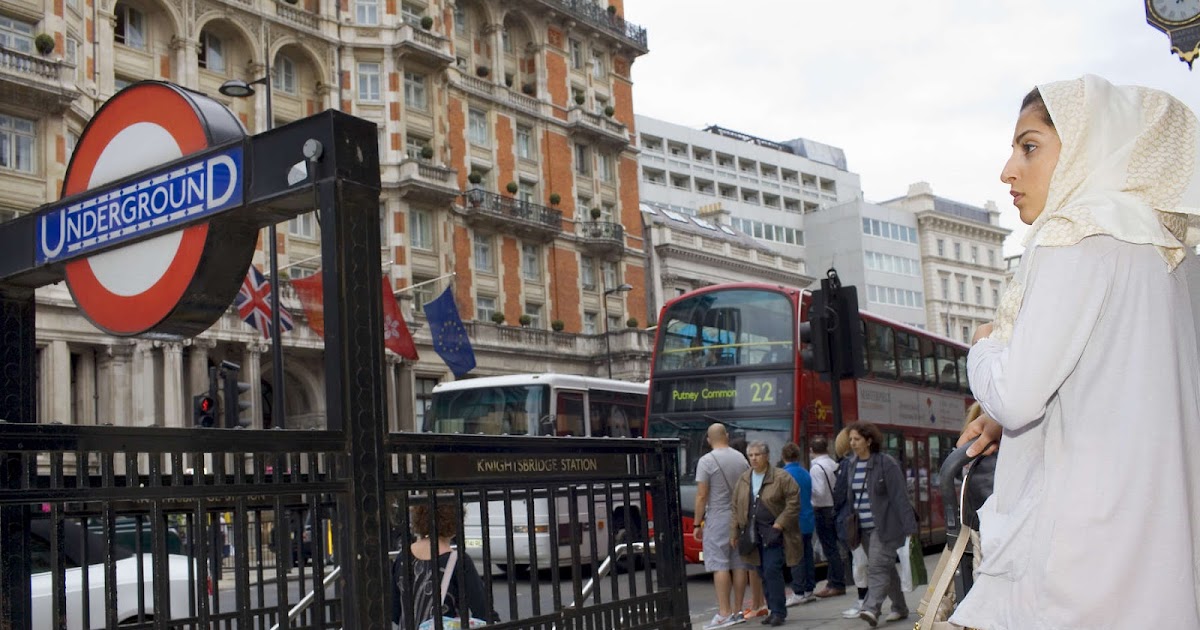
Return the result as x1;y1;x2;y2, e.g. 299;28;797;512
427;385;548;435
860;319;870;375
896;331;921;384
956;350;971;394
867;321;897;379
920;338;937;388
655;289;794;371
589;391;645;438
554;391;586;436
936;343;958;391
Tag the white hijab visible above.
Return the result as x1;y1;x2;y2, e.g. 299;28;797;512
991;75;1200;343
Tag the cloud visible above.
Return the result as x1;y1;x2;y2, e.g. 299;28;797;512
626;0;1200;253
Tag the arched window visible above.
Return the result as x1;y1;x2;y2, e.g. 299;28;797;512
273;54;296;94
114;3;146;50
198;29;224;73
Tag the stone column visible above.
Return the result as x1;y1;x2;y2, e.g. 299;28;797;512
41;340;71;424
384;355;400;432
395;363;416;432
131;341;156;426
97;344;134;426
245;343;264;428
75;349;96;425
187;338;214;397
485;23;503;82
162;342;184;428
169;35;192;86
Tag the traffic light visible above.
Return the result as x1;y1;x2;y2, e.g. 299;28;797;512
220;361;253;428
801;269;865;381
800;288;832;375
192;393;217;427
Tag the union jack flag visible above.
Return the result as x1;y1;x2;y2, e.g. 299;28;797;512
234;265;294;338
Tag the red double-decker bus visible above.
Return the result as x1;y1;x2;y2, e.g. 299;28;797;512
644;282;973;564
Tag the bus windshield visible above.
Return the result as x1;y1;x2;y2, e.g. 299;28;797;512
647;416;792;484
655;289;795;372
426;385;550;435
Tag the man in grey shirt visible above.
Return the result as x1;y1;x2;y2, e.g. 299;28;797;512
694;423;752;629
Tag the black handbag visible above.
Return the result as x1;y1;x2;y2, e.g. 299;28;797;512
846;489;863;549
737;522;757;556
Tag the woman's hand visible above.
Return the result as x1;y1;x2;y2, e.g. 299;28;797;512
958;415;1002;457
692;522;703;542
972;322;994;344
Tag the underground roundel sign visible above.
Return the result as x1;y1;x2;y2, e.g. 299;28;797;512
48;81;259;338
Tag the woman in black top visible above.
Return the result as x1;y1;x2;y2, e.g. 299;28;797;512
391;502;491;627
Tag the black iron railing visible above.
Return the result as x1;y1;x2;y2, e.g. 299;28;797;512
463;189;563;232
544;0;649;50
577;221;624;243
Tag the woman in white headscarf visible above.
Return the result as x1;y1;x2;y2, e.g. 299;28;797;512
954;75;1200;629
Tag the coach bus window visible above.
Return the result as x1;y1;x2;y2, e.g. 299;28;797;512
589;391;644;438
936;344;958;391
427;385;548;435
867;321;897;379
956;351;971;394
896;331;921;384
920;338;937;387
655;289;793;371
553;392;586;436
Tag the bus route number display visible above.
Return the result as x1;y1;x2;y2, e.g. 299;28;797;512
658;375;787;412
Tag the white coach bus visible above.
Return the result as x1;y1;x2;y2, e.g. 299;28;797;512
423;374;648;571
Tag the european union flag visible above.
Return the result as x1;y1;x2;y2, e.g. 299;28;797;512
423;286;476;378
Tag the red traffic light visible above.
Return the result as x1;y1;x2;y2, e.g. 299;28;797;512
199;396;215;412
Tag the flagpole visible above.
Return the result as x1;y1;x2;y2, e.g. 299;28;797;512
393;271;457;295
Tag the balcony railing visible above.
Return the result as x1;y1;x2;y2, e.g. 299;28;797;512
566;108;630;147
576;221;624;258
275;0;320;30
389;159;459;202
538;0;648;51
462;189;563;240
0;48;79;112
397;24;454;66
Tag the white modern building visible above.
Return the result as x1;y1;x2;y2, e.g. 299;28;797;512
635;116;863;264
803;200;927;329
641;201;814;318
882;183;1011;342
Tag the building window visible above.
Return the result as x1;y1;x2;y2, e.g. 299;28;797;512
570;38;584;69
521;244;541;281
404;72;427;110
409;209;433;250
936;239;944;257
114;3;145;50
411;276;433;314
518;181;536;204
273;55;296;94
962;326;970;344
580;256;596;290
574;143;591;176
414;377;438;429
405;135;429;161
992;287;1000;305
501;29;512;53
475;296;496;322
598;152;615;182
988;249;996;267
953;242;962;260
198;30;225;73
970;245;979;264
957;280;966;302
473;231;494;273
516;125;534;160
288;212;316;238
65;130;78;162
356;0;380;24
0;115;36;174
453;5;466;35
357;62;381;102
591;50;606;79
524;303;542;328
940;277;949;300
583;311;598;334
401;2;425;27
468;109;489;146
602;260;618;289
975;284;983;305
65;38;81;82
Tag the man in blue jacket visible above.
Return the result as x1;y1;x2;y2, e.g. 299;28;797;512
780;442;816;606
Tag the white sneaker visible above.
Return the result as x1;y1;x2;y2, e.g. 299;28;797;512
799;591;816;604
885;610;910;622
705;612;736;629
784;592;806;607
841;599;865;619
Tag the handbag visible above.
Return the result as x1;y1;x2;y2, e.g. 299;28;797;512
914;527;970;630
846;488;863;550
417;550;488;630
736;475;761;556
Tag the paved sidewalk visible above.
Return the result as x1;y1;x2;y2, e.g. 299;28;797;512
689;553;940;630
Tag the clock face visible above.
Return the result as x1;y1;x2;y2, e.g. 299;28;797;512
1150;0;1200;24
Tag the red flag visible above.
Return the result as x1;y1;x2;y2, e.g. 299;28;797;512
289;272;419;361
382;277;419;360
291;272;325;337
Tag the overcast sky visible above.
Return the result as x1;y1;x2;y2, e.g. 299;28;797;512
624;0;1200;255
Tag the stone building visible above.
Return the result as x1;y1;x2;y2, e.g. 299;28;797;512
0;0;650;431
882;183;1010;342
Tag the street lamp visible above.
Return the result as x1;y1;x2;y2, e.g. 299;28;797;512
220;60;285;429
602;283;633;379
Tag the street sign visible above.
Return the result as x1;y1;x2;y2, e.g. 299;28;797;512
56;81;258;337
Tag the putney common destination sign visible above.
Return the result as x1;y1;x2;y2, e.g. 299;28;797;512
36;146;242;264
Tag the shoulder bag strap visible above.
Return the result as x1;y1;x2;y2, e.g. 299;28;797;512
714;452;739;496
918;527;971;629
439;550;458;607
817;460;835;497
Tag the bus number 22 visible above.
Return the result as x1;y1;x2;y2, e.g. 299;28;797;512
750;381;775;404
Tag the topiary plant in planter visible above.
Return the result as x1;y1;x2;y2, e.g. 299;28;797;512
626;317;638;328
506;181;519;195
604;105;615;118
420;15;434;30
490;312;505;324
590;207;602;220
35;34;55;56
467;171;482;185
420;145;434;160
518;314;532;327
505;73;514;87
551;319;565;332
574;93;586;106
522;83;535;96
476;65;490;78
607;5;618;15
548;193;561;206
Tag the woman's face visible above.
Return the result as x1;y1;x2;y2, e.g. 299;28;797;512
1000;105;1062;225
848;430;871;458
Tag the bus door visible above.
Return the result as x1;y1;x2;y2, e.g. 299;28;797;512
914;437;931;542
